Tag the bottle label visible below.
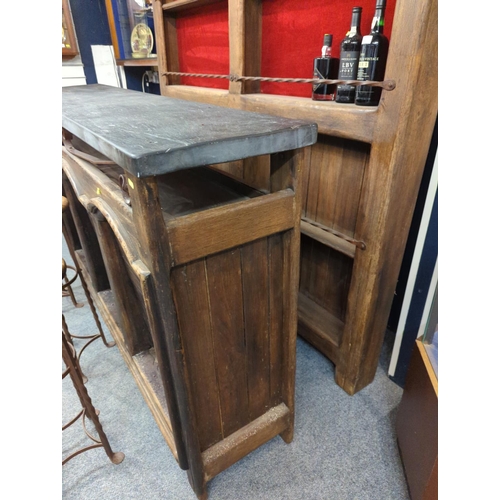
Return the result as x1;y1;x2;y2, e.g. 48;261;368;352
357;57;379;80
313;67;325;92
312;58;335;96
357;44;380;81
338;51;360;79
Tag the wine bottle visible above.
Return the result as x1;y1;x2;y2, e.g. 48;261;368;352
355;0;389;106
312;34;339;101
336;7;363;103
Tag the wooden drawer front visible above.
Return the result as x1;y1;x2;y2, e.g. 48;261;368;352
63;153;141;267
62;152;130;224
172;234;285;452
303;135;370;239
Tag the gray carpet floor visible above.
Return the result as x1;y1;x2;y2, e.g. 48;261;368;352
62;238;410;500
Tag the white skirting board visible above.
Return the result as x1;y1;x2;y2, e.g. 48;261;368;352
62;59;86;87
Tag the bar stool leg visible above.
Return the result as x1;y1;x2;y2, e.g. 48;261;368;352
62;258;113;376
62;332;124;466
62;274;84;308
62;313;88;384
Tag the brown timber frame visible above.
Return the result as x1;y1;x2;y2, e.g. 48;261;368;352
152;0;438;395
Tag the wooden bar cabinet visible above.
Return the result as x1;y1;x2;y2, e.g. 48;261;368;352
61;84;316;499
150;0;438;395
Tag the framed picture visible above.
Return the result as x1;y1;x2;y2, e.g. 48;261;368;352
105;0;156;62
62;0;78;58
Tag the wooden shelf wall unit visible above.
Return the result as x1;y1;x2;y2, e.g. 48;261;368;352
152;0;438;395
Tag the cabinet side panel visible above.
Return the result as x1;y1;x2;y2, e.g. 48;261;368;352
396;343;438;500
174;234;287;450
303;135;370;238
241;237;271;421
205;248;250;438
172;260;224;452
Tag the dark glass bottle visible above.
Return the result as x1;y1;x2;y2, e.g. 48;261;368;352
336;7;363;103
355;0;389;106
312;34;339;101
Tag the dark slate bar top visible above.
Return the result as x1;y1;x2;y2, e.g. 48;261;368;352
62;84;318;178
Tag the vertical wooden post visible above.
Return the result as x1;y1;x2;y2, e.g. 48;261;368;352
270;146;309;442
153;0;180;92
228;0;262;95
127;174;207;499
336;0;438;394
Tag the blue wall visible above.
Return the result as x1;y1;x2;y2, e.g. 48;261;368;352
68;0;160;94
69;0;112;84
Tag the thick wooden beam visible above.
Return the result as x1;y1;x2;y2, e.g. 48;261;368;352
202;403;290;482
337;0;438;395
166;189;296;265
160;85;377;143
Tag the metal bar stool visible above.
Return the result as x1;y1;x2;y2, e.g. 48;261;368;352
62;196;115;366
62;258;89;383
62;329;124;466
62;196;84;308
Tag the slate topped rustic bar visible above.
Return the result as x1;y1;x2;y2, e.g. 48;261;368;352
62;84;316;499
62;84;317;177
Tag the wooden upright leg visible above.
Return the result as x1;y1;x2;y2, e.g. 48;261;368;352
128;175;206;498
270;146;309;443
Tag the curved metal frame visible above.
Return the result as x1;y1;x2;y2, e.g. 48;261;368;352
62;333;124;466
62;261;116;361
62;264;84;307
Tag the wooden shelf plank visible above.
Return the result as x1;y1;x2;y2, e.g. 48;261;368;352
163;0;223;14
297;292;344;365
161;85;378;143
117;58;158;67
300;218;356;258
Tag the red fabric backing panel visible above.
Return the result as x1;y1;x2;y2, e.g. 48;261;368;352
176;1;230;89
261;0;395;97
175;0;395;97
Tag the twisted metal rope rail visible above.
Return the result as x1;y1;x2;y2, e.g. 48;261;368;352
162;72;396;90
